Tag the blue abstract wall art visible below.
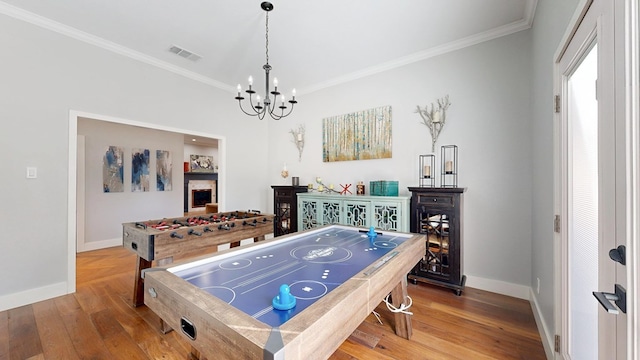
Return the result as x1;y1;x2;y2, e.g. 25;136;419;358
132;148;150;192
156;150;172;191
103;146;124;193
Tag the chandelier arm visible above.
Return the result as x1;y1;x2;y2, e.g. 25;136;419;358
267;103;284;120
246;92;267;115
237;101;262;117
266;99;296;120
273;103;295;120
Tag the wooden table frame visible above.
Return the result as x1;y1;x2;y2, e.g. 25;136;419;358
143;225;425;360
122;211;275;307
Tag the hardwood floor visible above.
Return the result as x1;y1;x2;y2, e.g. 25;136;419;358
0;246;546;359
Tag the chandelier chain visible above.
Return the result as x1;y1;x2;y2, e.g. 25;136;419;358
265;12;269;65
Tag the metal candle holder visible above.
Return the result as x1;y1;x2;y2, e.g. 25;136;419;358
419;154;436;187
441;145;458;187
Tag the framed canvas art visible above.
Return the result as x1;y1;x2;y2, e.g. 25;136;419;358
190;154;215;173
156;150;172;191
103;145;124;192
322;106;392;162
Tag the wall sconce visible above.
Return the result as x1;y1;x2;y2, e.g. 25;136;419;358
289;124;305;161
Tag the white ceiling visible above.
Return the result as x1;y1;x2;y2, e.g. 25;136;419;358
1;0;536;96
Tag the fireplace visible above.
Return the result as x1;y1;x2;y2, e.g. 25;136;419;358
186;179;217;212
192;189;212;208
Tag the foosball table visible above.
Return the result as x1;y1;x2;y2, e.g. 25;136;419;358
123;210;275;307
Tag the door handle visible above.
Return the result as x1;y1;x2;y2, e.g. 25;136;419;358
608;245;625;265
592;284;627;314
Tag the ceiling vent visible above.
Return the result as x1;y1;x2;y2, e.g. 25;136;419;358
168;45;202;62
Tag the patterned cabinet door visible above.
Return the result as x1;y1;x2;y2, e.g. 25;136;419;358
344;200;369;228
373;202;401;231
321;200;342;225
299;199;318;230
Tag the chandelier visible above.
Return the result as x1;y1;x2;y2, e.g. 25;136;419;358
235;1;297;121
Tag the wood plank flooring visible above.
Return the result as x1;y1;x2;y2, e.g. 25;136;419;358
0;246;546;359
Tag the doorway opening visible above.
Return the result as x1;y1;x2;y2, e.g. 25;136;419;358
67;110;226;293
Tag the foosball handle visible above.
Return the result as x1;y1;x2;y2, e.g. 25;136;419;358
135;222;147;229
170;232;184;239
203;226;213;232
173;220;189;227
243;220;257;227
188;229;202;236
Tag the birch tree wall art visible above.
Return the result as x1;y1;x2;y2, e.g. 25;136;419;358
322;106;392;162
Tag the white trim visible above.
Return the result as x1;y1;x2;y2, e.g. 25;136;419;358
77;237;122;253
67;110;77;294
554;0;593;62
0;282;67;312
76;135;85;254
553;3;595;360
464;275;531;300
524;0;540;27
530;289;555;360
0;1;538;96
624;0;639;357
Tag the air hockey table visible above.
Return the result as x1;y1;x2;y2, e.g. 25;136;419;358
143;224;425;360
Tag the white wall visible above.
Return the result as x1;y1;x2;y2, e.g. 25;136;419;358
77;119;185;249
268;31;534;296
0;13;270;310
529;0;581;345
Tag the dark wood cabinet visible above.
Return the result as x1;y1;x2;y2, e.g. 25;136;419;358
272;185;308;237
407;187;466;295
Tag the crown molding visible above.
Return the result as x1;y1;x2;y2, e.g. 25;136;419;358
300;1;538;95
0;1;234;93
1;0;537;96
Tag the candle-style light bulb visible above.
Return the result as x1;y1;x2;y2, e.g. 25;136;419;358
292;88;297;98
248;76;253;86
281;95;285;104
256;94;261;105
237;84;242;95
273;77;278;87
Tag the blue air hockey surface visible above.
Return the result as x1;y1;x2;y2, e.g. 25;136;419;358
166;225;413;327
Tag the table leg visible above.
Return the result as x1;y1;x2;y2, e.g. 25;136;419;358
391;276;412;339
133;256;152;307
254;235;265;243
188;345;204;360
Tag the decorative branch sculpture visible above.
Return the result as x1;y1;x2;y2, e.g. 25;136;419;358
289;124;305;161
415;95;451;153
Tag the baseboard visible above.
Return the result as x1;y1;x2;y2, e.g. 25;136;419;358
77;237;122;252
465;275;531;299
529;289;555;360
0;281;68;312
